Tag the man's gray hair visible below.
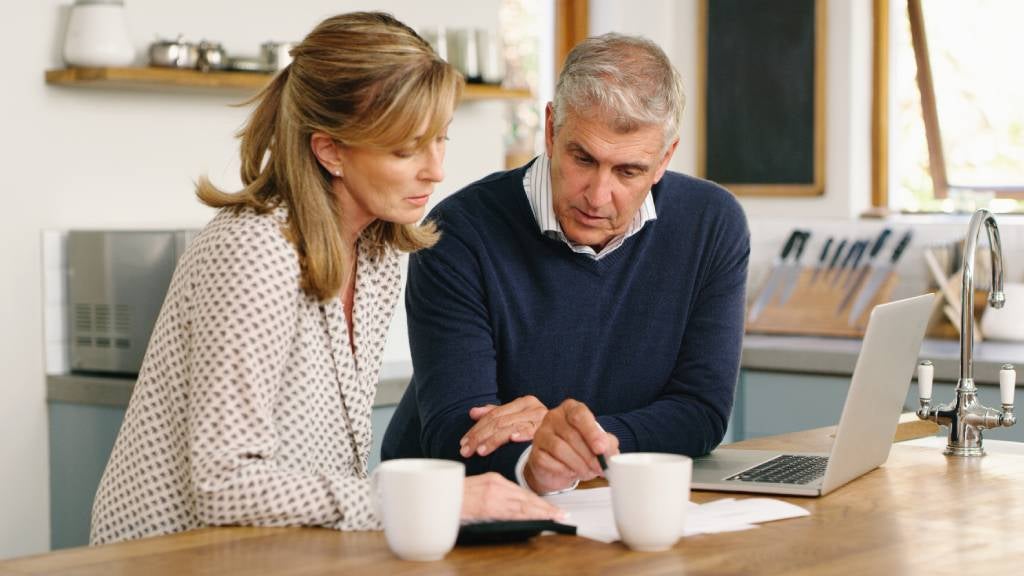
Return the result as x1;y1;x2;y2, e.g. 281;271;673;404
553;33;685;150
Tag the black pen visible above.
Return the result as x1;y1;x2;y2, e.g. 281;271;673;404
595;421;609;471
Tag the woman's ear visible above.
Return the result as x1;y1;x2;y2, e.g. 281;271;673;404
310;132;343;177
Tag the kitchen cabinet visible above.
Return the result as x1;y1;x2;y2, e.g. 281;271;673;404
44;67;532;101
732;369;1024;443
48;402;125;550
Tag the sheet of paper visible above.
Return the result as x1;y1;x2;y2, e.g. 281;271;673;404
544;487;809;544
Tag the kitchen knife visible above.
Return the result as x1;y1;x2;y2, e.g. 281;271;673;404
823;238;848;284
847;230;914;324
777;231;812;306
748;229;803;323
844;241;869;285
808;237;834;286
836;229;892;313
832;239;866;288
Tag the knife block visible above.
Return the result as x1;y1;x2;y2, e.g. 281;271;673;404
745;268;899;338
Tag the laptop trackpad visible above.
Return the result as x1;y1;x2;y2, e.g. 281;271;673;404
693;450;783;481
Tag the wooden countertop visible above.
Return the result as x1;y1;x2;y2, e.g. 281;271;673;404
8;417;1022;576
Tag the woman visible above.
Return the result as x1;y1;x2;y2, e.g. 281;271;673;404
90;12;561;545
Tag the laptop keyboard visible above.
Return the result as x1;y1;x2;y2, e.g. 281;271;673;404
726;455;829;485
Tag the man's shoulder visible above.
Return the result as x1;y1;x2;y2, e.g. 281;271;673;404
654;171;746;223
656;170;735;202
430;163;531;225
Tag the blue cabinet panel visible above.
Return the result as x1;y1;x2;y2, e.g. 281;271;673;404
48;402;125;550
735;370;1024;444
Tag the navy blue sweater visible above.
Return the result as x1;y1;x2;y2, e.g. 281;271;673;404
382;162;750;480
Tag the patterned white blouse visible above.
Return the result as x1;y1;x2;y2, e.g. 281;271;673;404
90;206;402;544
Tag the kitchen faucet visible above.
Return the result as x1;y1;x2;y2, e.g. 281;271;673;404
917;209;1016;455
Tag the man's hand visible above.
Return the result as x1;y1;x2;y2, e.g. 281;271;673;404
460;395;548;458
460;472;564;521
523;399;620;494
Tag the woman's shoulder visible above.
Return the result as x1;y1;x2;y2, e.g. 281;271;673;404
185;205;300;276
194;204;290;245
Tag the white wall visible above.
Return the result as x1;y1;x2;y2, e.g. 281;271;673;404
0;0;501;558
589;0;874;221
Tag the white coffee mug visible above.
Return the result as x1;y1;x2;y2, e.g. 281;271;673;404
608;453;692;552
373;459;464;561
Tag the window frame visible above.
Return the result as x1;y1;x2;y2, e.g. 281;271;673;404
873;0;1024;209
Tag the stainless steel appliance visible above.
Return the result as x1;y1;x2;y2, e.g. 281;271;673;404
67;230;197;375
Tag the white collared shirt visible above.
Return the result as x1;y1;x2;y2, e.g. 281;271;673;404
523;154;657;260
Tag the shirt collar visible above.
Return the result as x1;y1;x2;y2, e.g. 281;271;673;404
522;154;656;260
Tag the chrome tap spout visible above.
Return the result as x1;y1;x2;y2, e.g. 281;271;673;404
960;209;1005;387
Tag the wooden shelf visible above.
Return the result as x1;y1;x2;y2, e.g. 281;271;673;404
44;67;532;101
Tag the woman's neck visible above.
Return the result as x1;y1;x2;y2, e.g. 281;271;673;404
333;182;374;252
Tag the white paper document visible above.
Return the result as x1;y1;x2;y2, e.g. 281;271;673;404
544;487;809;544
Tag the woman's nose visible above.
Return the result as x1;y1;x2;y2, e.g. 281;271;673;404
420;142;445;183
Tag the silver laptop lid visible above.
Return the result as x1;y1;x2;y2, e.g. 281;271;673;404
819;293;936;493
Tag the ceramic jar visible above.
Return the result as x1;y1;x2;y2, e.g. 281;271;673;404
63;0;135;68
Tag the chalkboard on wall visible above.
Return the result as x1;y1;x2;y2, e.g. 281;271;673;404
698;0;825;196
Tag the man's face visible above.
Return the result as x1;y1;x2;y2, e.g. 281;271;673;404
545;103;678;250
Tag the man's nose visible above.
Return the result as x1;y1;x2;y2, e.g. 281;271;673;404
583;168;614;207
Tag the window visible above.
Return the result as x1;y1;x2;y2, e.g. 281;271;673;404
876;0;1024;213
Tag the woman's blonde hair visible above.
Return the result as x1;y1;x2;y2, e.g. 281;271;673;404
197;12;463;301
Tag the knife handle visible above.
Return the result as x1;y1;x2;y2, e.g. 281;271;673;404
839;240;860;269
817;237;834;265
867;228;892;259
828;239;848;270
845;240;866;269
792;231;811;261
891;230;913;262
779;230;801;260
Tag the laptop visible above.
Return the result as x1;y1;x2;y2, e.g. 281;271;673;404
692;293;936;497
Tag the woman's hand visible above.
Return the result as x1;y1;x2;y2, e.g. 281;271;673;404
460;472;564;522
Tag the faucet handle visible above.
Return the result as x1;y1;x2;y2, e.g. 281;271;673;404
918;360;934;401
1000;364;1015;406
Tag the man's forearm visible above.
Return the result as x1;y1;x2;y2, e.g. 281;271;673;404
596;392;732;456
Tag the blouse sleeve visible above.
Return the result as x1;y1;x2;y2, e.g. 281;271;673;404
183;217;380;531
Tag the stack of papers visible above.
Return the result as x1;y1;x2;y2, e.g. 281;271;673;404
544;487;809;544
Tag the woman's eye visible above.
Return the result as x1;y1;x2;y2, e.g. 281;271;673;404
393;149;415;159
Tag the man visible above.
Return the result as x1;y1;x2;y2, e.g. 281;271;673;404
382;33;749;495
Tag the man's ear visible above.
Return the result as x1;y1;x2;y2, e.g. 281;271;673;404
544;102;555;158
653;137;680;184
310;132;343;177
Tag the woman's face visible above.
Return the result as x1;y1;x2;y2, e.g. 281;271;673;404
334;118;451;228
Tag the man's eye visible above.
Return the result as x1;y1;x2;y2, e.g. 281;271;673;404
574;155;593;165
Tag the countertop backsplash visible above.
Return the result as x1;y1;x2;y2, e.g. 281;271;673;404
43;216;1024;378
